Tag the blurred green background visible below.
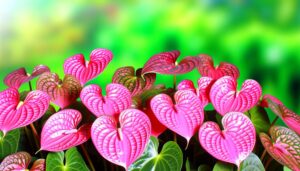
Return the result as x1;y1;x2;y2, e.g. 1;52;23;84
0;0;300;118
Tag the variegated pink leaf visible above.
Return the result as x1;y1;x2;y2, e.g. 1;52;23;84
91;109;151;169
0;88;50;134
40;109;91;152
199;112;256;167
151;90;204;143
64;48;113;85
80;84;131;117
260;126;300;171
197;77;214;105
210;76;262;115
197;54;240;79
260;94;283;108
112;66;156;96
141;50;199;75
4;65;50;89
30;159;45;171
177;80;196;93
36;73;82;109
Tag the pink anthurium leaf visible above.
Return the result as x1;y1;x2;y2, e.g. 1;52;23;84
91;108;151;169
210;76;262;116
4;65;50;89
177;80;196;93
30;159;45;171
142;104;167;137
40;109;91;152
36;72;82;109
80;83;132;117
141;50;199;75
260;94;283;108
197;54;240;80
199;112;256;167
64;48;113;85
259;126;300;171
0;88;50;135
112;66;156;96
150;90;205;143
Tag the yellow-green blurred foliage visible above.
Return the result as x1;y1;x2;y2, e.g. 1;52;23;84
1;0;300;118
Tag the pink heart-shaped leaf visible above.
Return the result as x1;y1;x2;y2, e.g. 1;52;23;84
0;152;45;171
199;112;256;167
177;80;196;93
0;88;50;134
112;66;156;96
40;109;91;152
197;54;240;79
260;94;283;108
64;48;113;85
151;90;204;143
80;84;132;117
36;72;82;109
4;65;50;89
141;50;199;75
260;126;300;171
210;76;262;115
91;108;151;169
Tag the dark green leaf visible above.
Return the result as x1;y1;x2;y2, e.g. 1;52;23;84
198;165;211;171
213;161;234;171
0;129;20;160
186;158;191;171
245;106;271;133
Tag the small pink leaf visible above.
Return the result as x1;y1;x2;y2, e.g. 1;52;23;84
30;159;45;171
260;126;300;171
80;84;132;117
40;109;91;152
36;73;82;109
177;80;196;93
141;50;199;75
197;54;240;79
150;90;204;143
64;48;113;85
197;77;214;105
260;94;283;108
91;108;151;169
0;88;50;134
210;76;262;115
199;112;256;167
4;65;50;89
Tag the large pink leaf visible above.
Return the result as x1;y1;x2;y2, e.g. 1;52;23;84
4;65;50;89
40;109;91;152
112;66;156;96
150;90;204;143
64;48;113;85
210;76;262;115
199;112;256;167
260;126;300;171
141;50;199;75
0;88;50;134
91;108;151;169
36;73;82;109
197;54;239;79
80;84;131;118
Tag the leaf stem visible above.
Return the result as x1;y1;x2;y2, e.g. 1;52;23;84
270;116;279;127
28;81;33;91
80;144;96;171
173;132;177;143
264;157;273;170
260;149;267;162
173;75;177;89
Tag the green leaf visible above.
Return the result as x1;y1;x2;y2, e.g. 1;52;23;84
240;153;265;171
198;165;211;171
46;147;90;171
0;129;20;160
185;158;190;171
245;106;271;133
284;166;292;171
213;161;234;171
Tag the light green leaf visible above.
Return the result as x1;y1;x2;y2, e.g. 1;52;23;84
240;153;265;171
186;158;190;171
46;147;90;171
213;161;234;171
0;129;20;160
284;166;292;171
198;165;211;171
245;106;270;133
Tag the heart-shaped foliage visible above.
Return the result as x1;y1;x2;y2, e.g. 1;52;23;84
239;153;265;171
177;80;196;92
141;50;199;75
0;88;50;134
36;72;82;109
151;90;205;143
260;94;283;108
0;151;45;171
40;109;91;152
210;76;262;115
64;48;113;85
244;105;271;134
112;66;156;96
197;55;239;80
80;83;131;117
91;108;151;169
0;129;20;160
199;112;256;167
4;65;50;89
212;162;234;171
46;147;89;171
259;126;300;171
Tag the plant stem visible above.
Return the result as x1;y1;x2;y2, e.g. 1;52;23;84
80;144;96;171
270;116;279;127
260;149;267;162
28;81;33;91
173;75;177;89
173;132;177;143
264;157;273;170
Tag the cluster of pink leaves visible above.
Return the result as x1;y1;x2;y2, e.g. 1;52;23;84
0;48;299;171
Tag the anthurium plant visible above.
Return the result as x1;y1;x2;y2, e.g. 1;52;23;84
0;48;299;171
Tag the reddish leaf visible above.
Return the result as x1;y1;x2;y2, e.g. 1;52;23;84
260;94;283;108
177;80;196;93
142;105;167;137
30;159;45;171
64;48;113;85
